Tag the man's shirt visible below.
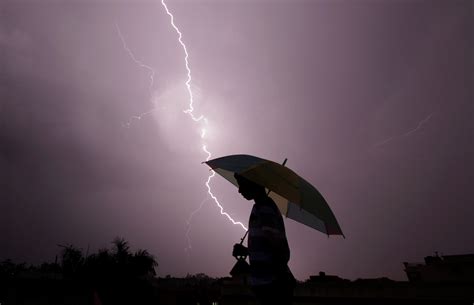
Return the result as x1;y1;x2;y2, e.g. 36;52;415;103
248;196;292;286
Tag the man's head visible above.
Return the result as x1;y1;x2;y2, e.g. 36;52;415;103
234;173;266;200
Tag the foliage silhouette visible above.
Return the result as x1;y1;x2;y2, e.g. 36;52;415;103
47;237;158;281
59;244;84;278
1;238;159;305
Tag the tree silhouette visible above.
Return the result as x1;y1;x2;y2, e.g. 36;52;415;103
112;237;131;259
132;249;158;277
112;237;132;277
1;238;160;305
83;248;114;280
65;237;158;280
0;259;26;278
59;244;84;277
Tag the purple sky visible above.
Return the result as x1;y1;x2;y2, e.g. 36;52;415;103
1;0;473;281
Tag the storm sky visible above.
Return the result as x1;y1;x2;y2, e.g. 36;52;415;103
1;0;472;281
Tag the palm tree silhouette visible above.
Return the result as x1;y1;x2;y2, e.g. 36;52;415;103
132;249;158;277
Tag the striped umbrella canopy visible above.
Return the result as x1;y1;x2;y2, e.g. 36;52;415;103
204;154;344;237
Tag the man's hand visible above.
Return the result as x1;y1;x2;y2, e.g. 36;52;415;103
232;243;248;258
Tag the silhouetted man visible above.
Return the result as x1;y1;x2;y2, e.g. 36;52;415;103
233;173;295;305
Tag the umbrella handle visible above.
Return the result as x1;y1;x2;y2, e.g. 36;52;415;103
240;157;288;244
240;231;248;245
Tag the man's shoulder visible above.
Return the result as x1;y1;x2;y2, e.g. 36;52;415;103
253;197;280;215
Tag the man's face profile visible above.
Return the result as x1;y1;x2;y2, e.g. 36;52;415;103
235;174;263;201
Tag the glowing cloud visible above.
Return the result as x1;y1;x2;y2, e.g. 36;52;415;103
160;0;247;248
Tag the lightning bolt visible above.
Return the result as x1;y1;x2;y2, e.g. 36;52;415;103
160;0;247;251
371;112;435;150
160;1;203;123
116;23;158;127
116;2;247;254
184;197;210;254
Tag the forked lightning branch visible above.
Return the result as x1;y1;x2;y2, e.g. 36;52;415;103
117;0;247;253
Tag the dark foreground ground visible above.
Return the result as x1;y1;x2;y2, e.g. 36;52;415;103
2;277;474;305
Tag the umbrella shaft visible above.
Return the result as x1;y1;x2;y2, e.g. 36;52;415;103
240;231;249;245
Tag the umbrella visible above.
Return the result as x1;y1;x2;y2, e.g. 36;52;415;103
204;154;344;237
